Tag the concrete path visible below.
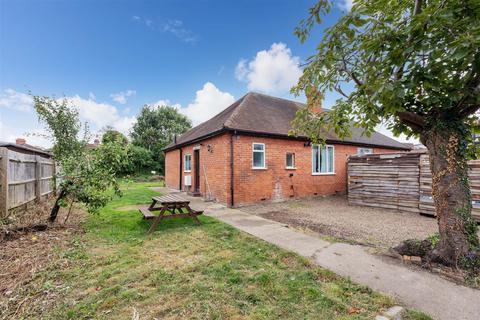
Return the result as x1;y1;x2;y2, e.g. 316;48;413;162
152;188;480;320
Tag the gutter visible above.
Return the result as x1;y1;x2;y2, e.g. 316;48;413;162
230;131;235;207
179;149;183;190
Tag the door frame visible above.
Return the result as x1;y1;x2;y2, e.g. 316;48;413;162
194;149;200;192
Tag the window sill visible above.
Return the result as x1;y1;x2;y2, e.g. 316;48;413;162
184;170;191;173
252;167;267;170
312;172;335;176
285;167;296;170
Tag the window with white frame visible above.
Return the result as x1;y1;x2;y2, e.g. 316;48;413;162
312;145;334;174
184;154;192;172
357;147;373;156
252;143;265;169
286;153;295;169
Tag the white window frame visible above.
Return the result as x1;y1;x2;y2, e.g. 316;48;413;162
184;154;192;172
312;144;335;175
357;147;373;156
286;153;296;169
252;142;266;169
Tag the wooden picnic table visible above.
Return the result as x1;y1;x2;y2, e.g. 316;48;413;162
139;194;203;234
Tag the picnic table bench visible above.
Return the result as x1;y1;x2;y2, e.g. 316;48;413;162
139;194;203;234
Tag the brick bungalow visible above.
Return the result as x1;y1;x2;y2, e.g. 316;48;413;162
164;92;410;207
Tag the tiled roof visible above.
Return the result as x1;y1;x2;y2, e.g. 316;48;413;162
165;92;410;151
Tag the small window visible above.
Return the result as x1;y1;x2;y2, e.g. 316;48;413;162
286;153;295;169
252;143;265;169
312;145;334;174
184;154;192;172
358;148;373;156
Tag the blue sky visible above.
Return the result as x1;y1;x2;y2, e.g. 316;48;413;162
0;0;410;148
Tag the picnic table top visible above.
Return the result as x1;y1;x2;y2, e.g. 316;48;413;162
153;194;190;204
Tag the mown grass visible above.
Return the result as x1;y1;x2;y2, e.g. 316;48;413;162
41;181;431;319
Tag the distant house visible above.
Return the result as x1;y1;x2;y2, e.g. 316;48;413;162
164;92;410;207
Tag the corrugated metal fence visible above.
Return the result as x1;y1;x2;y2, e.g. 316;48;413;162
0;146;57;218
348;151;480;222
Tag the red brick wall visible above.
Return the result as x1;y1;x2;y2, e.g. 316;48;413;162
231;136;402;206
165;149;180;189
164;133;405;207
164;133;232;204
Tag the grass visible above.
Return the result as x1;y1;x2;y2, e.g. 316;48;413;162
37;181;431;319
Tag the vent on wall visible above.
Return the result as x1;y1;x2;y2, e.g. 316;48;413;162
184;175;192;186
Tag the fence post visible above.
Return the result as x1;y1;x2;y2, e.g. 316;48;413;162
0;147;9;218
35;155;41;202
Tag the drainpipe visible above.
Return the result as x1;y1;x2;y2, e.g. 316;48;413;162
179;148;183;191
230;132;235;207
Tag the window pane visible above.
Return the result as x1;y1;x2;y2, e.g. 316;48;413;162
253;152;264;167
328;146;334;172
320;147;327;172
312;146;319;172
253;144;264;151
286;153;294;167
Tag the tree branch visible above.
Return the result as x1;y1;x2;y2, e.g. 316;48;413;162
414;0;423;15
397;111;425;133
340;56;364;87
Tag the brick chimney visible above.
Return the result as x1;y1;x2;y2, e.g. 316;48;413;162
16;138;26;145
306;86;323;113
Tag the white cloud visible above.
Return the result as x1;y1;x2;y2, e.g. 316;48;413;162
0;88;33;112
150;99;182;110
235;42;302;95
110;90;136;104
63;95;135;135
179;82;235;125
88;92;96;100
162;19;198;43
338;0;354;11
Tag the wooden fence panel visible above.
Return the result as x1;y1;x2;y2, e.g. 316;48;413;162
348;152;480;222
0;147;56;218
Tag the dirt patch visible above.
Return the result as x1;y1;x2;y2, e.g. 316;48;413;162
241;195;440;249
0;203;85;319
116;204;147;211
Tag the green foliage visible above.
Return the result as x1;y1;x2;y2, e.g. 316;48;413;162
101;127;128;146
124;145;155;174
291;0;480;141
427;233;440;248
33;96;124;215
131;105;191;174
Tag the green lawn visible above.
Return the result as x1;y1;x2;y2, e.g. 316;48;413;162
39;181;430;319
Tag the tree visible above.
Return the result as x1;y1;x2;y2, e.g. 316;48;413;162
34;96;124;222
292;0;479;265
131;105;191;174
101;127;129;146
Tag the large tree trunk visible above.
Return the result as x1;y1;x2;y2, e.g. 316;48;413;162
421;127;479;266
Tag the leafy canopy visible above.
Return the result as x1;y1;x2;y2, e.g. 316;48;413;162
291;0;480;143
101;127;129;146
34;96;124;214
131;105;191;173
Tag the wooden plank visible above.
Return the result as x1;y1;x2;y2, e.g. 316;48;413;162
0;148;8;218
139;207;155;219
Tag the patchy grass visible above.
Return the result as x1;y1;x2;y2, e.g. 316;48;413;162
8;181;432;319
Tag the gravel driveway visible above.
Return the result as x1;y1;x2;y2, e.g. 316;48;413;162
240;195;440;249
